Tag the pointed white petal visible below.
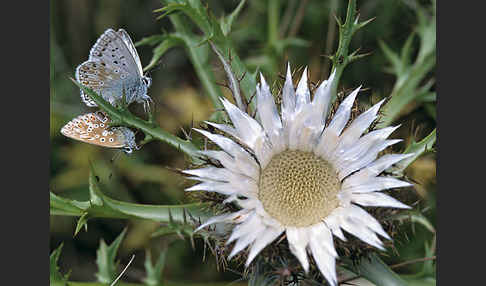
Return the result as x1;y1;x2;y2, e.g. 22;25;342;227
246;227;284;266
346;153;415;184
286;227;310;272
195;128;245;157
228;224;265;260
182;167;231;182
257;74;285;153
340;216;385;250
310;223;337;257
296;123;321;151
332;123;399;167
333;125;400;176
342;176;412;193
351;192;411;209
223;194;238;204
324;210;347;241
346;204;390;240
314;88;360;159
311;69;336;124
327;87;360;136
185;181;234;195
295;67;310;112
314;128;340;159
281;63;296;127
195;129;260;178
221;97;263;139
227;213;260;244
195;209;251;232
287;105;320;150
204;121;238;138
334;99;385;154
236;196;262;211
309;237;337;286
338;139;402;180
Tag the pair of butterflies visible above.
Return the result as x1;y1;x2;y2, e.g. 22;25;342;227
61;29;151;153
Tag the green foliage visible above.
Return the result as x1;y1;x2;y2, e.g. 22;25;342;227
50;163;211;237
328;0;375;101
50;243;69;286
219;0;247;36
139;0;259;114
143;250;167;286
378;3;436;127
389;128;436;176
95;229;127;284
345;254;408;286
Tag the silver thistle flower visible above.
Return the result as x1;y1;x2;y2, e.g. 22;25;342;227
184;63;413;285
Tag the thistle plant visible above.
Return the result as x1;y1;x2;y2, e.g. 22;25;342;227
50;0;436;285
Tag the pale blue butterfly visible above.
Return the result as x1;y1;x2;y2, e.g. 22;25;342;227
76;28;152;109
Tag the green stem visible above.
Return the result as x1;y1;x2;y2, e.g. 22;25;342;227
268;0;279;46
266;0;280;79
72;80;201;161
168;14;226;121
378;52;436;128
50;191;210;224
330;0;357;101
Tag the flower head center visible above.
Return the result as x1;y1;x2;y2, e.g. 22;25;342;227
258;150;341;227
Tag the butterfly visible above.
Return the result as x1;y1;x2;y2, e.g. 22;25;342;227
60;111;138;153
75;28;152;110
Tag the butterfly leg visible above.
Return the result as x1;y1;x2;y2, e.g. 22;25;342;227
138;94;153;115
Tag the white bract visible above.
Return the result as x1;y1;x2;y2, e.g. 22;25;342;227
184;64;413;286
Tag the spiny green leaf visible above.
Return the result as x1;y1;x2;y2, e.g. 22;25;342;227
95;228;128;284
74;212;89;236
353;16;376;32
156;0;213;41
345;253;408;286
155;0;258;115
399;239;436;286
50;243;69;286
220;0;246;36
391;211;436;234
143;34;184;72
379;40;402;75
135;34;166;47
50;191;88;216
50;167;211;225
389;129;436;175
143;250;167;286
378;51;435;127
422;239;436;275
415;7;436;65
89;161;104;207
400;31;416;67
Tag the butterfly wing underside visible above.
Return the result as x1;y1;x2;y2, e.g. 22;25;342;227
60;111;128;148
76;28;144;107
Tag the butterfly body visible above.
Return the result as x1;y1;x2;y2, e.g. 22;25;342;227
60;111;137;153
76;28;151;108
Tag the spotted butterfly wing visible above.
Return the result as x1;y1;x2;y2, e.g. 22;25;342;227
76;28;151;107
60;111;137;153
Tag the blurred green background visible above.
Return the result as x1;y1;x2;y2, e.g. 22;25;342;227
50;0;435;284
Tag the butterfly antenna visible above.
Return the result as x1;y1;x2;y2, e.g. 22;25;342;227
110;254;135;286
